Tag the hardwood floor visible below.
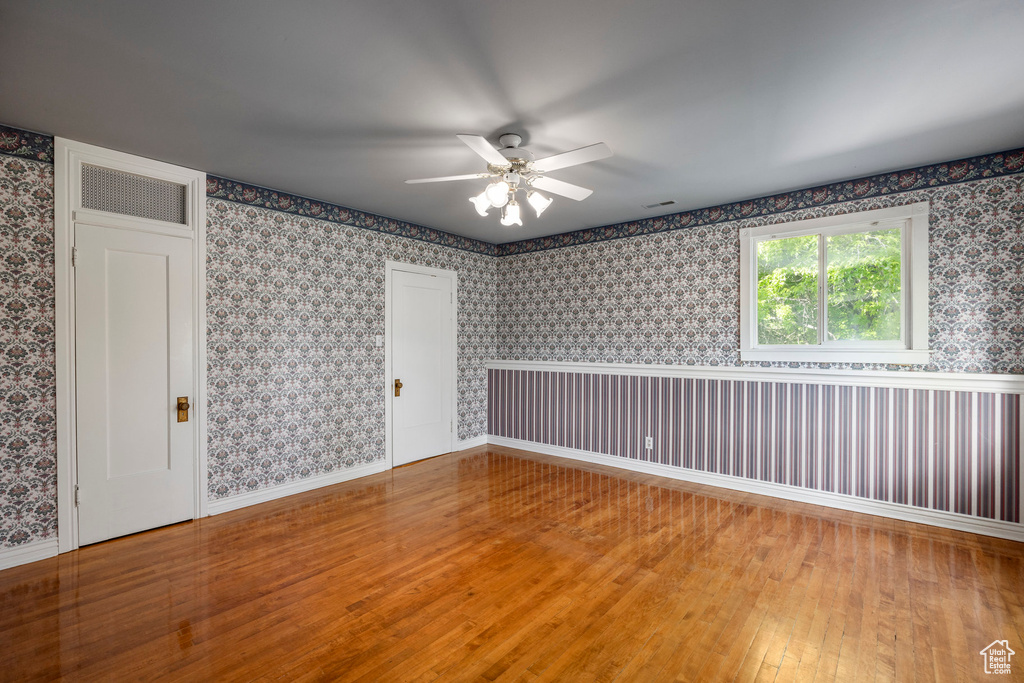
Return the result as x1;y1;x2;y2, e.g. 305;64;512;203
2;445;1023;681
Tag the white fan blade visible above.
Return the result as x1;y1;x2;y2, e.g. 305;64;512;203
532;142;612;173
456;134;510;167
405;173;493;184
531;176;593;201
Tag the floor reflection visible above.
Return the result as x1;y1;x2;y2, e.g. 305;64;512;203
0;446;1021;680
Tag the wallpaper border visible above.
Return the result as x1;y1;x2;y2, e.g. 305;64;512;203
496;147;1024;255
0;123;54;163
206;175;498;256
2;121;1022;258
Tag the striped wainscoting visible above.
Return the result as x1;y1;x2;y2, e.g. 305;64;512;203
487;362;1024;535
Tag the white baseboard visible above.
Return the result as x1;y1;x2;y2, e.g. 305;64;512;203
0;539;59;571
207;461;389;515
488;436;1024;543
456;435;488;450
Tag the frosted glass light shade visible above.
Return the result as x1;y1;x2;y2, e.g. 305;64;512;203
501;200;523;226
469;191;491;216
485;181;510;207
527;191;553;217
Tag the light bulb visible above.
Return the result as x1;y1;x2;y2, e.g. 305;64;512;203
485;180;510;207
527;191;553;217
501;200;523;227
469;190;490;216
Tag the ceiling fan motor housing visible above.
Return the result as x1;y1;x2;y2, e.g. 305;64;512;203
499;147;534;163
498;133;534;166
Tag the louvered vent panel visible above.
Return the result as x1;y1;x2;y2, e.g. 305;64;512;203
81;164;187;224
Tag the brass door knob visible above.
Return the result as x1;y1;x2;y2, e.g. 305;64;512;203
177;397;191;422
394;379;403;397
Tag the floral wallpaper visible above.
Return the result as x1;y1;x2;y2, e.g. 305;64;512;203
496;175;1024;374
496;225;737;366
206;200;497;498
0;156;56;548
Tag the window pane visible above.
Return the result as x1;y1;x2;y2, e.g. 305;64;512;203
826;227;902;341
757;235;819;345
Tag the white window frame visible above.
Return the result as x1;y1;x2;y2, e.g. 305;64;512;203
739;201;929;364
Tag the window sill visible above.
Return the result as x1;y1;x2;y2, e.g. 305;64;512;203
740;349;931;365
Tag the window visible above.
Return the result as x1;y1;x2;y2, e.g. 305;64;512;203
739;202;929;364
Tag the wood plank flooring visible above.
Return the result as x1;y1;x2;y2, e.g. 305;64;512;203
1;444;1023;681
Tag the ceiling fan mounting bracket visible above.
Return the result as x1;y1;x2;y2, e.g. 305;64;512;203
498;133;522;148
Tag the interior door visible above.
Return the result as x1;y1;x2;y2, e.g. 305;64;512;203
75;223;195;545
391;269;454;466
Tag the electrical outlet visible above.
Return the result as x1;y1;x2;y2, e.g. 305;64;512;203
645;436;653;450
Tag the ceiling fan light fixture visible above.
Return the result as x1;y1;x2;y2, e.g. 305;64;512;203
405;133;611;227
527;191;553;217
469;190;491;216
500;200;522;226
485;180;510;207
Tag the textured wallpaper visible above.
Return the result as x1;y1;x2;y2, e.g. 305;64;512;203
206;200;497;498
496;175;1024;374
0;156;56;547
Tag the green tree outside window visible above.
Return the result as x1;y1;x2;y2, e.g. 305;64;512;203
757;228;902;345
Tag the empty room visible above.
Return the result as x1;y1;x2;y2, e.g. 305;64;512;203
1;0;1023;680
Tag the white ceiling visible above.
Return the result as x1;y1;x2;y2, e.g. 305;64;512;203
2;0;1023;244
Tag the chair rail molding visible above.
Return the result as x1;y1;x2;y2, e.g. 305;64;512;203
485;360;1024;394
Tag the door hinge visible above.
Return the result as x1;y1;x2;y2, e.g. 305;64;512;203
74;485;80;507
72;246;78;267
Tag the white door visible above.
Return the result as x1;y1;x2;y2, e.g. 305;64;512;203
75;223;195;545
391;268;454;466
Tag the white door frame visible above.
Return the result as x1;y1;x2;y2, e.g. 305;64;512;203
54;138;207;553
384;260;458;469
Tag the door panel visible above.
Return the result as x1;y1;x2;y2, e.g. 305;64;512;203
392;269;453;466
104;249;171;478
75;223;195;545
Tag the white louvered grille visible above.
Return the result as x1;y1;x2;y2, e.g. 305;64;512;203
81;164;187;224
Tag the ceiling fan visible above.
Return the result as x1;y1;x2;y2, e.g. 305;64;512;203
405;133;612;226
